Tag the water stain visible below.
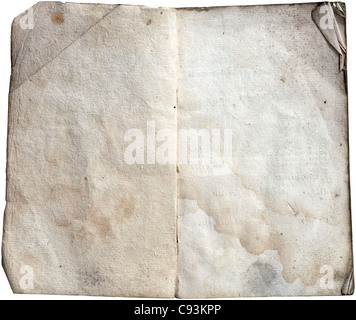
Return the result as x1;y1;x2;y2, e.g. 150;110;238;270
115;194;135;224
76;194;136;241
179;177;351;287
49;159;58;167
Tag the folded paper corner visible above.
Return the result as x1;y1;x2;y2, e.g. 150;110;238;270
342;269;354;296
312;2;347;72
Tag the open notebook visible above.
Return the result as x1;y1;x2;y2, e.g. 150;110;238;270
3;2;353;297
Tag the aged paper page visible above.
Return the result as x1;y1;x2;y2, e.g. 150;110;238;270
177;3;353;297
3;2;353;299
3;2;178;297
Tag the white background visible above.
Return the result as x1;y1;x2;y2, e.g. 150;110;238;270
0;0;355;300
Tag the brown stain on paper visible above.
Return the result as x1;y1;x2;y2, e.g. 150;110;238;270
114;194;135;224
79;194;136;241
49;183;135;251
52;12;64;25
